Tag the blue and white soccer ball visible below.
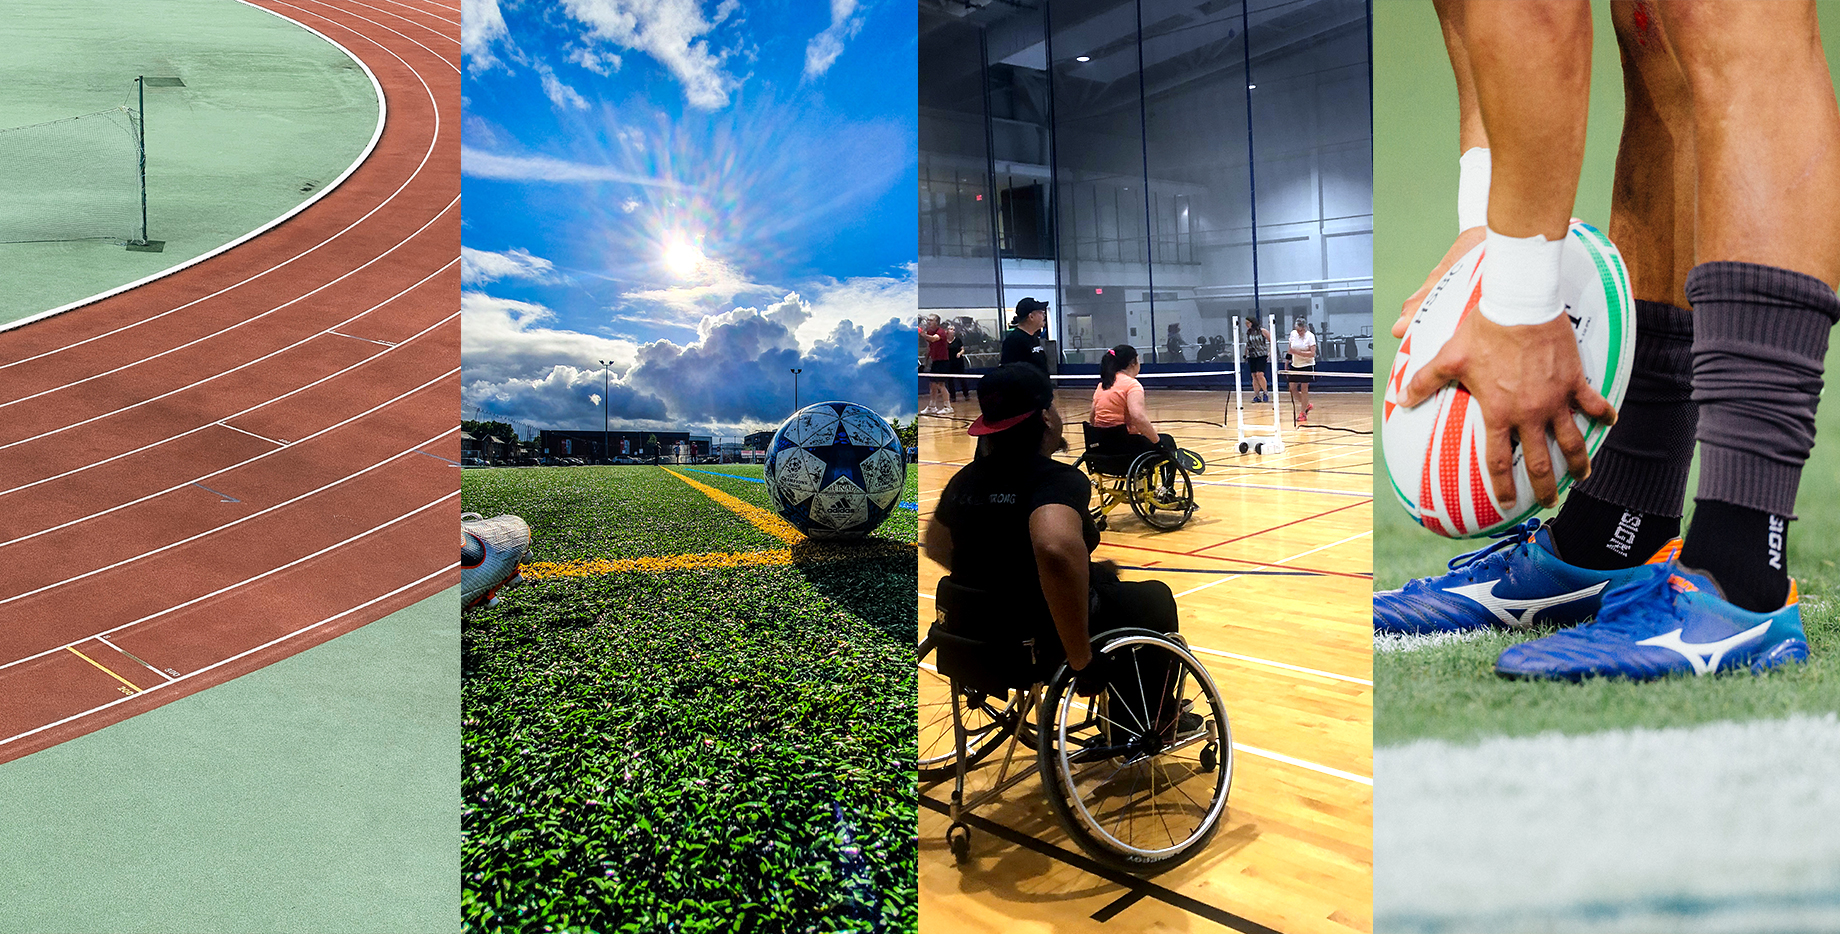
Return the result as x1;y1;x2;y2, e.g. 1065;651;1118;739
764;401;907;539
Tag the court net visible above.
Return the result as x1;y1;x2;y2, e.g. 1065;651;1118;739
0;107;143;244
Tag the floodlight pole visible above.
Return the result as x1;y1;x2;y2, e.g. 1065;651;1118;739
598;360;613;463
136;76;148;244
790;367;803;412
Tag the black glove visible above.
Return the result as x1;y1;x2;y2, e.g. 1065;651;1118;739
1070;652;1112;697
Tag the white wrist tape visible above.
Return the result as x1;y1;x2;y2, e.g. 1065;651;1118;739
1457;147;1491;232
1479;228;1566;326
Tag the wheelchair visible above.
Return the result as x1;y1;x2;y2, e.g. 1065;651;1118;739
919;577;1233;874
1071;423;1200;532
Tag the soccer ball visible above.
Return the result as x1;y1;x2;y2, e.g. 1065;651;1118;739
764;402;907;539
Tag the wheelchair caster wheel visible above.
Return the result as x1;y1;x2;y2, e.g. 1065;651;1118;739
1200;742;1218;773
947;822;972;865
1254;443;1265;455
1094;515;1108;532
1238;441;1249;454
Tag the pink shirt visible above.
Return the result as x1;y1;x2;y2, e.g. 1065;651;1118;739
1092;372;1143;432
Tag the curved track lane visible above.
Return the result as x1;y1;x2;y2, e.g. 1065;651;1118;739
0;0;460;764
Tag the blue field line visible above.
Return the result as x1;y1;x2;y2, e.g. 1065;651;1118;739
683;467;920;510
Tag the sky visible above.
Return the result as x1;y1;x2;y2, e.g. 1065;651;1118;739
460;0;918;439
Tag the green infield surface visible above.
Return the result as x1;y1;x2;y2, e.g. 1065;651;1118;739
1373;5;1840;932
461;465;920;933
0;0;380;327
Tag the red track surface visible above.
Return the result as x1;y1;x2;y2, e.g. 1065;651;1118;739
0;0;460;764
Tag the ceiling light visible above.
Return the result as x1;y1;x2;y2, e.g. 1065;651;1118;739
1076;55;1091;62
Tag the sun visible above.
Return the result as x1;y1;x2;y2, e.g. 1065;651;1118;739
663;235;704;278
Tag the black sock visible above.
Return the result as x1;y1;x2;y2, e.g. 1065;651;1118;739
1676;499;1791;612
1547;489;1680;571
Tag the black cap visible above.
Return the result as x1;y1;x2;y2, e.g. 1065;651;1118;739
968;363;1055;436
1012;297;1049;324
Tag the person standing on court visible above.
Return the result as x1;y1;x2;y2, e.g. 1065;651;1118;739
920;314;955;416
1244;315;1273;403
1286;316;1317;424
1002;297;1051;374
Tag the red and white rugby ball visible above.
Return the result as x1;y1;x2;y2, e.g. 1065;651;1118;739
1383;221;1634;538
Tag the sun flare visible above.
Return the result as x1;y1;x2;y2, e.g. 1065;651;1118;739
663;235;704;278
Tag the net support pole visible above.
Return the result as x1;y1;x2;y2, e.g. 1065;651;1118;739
137;76;147;243
1269;313;1281;432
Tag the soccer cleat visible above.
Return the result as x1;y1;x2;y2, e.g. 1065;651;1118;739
1495;565;1807;682
462;512;533;610
1374;519;1680;634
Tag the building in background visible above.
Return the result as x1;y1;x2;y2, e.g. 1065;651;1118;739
920;0;1372;367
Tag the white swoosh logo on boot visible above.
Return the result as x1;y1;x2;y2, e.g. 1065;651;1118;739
1443;581;1609;627
1637;621;1772;676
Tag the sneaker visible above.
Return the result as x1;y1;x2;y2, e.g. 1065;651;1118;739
1495;565;1808;682
1373;519;1680;634
462;513;533;609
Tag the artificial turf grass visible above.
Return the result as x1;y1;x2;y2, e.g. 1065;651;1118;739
671;464;922;546
462;466;783;562
460;465;920;933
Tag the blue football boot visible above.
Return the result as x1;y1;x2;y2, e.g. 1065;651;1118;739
1494;565;1808;681
1374;519;1680;634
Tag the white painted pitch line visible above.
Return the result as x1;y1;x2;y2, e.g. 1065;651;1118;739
0;560;458;749
216;422;289;446
0;307;456;502
0;426;457;610
0;489;458;674
0;364;458;548
329;330;397;347
1172;528;1372;599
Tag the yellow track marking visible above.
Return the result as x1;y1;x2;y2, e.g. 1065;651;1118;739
66;646;141;692
663;469;802;543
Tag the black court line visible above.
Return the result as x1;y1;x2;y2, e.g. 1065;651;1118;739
918;794;1284;934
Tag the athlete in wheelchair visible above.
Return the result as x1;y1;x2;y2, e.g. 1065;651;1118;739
921;364;1232;873
1073;344;1201;532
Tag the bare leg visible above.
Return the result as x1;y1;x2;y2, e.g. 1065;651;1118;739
1609;0;1695;308
1466;0;1593;240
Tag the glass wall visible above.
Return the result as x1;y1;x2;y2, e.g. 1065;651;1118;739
918;0;1371;369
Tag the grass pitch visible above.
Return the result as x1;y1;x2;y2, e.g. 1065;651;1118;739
462;465;920;933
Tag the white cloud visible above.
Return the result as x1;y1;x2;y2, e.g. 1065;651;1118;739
559;0;738;110
567;46;622;75
461;246;561;286
462;145;689;188
792;267;917;347
620;259;774;320
462;291;638;386
536;65;591;110
462;0;510;73
803;0;865;80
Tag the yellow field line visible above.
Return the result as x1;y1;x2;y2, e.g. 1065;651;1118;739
523;539;916;581
662;469;802;543
66;646;141;692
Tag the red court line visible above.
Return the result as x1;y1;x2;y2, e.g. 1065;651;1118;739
0;0;458;764
1183;499;1375;556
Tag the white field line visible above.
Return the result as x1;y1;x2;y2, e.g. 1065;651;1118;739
0;363;458;548
1377;714;1840;929
1173;528;1372;599
0;0;390;338
0;561;458;749
1374;629;1488;653
0;489;457;674
0;426;457;609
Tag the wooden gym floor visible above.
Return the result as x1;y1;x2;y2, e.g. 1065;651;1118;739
917;385;1373;934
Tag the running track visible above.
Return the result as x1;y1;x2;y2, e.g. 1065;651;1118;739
0;0;459;764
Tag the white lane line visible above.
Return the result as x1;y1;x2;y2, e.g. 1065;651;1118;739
0;307;455;501
0;426;457;608
339;0;461;37
0;365;457;548
94;635;176;681
0;488;457;674
0;0;442;359
217;422;289;446
0;560;458;748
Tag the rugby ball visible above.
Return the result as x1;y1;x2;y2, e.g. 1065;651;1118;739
1383;221;1634;538
763;401;907;539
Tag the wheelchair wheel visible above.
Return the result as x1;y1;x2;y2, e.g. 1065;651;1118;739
1125;452;1195;531
918;633;1023;781
1036;629;1233;873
